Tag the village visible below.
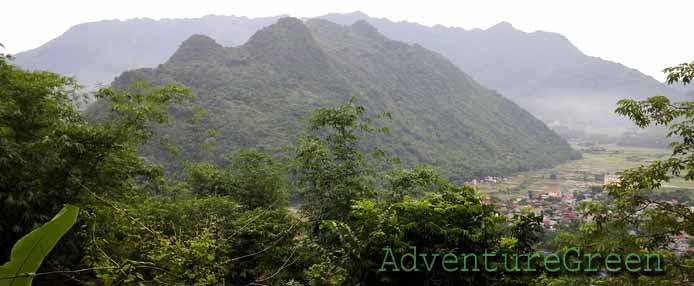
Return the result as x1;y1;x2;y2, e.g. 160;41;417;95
473;173;613;229
470;143;694;254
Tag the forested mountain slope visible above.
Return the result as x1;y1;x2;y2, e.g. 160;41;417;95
15;12;681;134
320;12;683;134
108;18;579;181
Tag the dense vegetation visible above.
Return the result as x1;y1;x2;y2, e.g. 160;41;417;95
543;61;694;285
103;17;578;182
1;53;550;285
2;20;692;286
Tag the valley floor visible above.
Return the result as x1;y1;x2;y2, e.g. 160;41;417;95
473;143;694;253
476;143;694;200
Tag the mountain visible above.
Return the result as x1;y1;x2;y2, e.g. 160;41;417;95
672;83;694;97
107;18;579;181
319;12;683;135
13;14;282;87
15;12;683;135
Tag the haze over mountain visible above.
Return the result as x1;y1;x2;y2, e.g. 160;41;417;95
104;17;579;181
13;14;283;87
13;12;684;137
320;12;685;135
672;83;694;97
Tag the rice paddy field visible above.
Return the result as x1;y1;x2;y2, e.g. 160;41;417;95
475;144;694;201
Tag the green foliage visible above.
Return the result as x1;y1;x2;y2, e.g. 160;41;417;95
385;165;444;201
0;59;199;284
293;98;382;222
0;43;11;61
303;258;347;286
185;149;288;208
288;98;543;285
610;62;694;242
316;182;541;285
83;192;306;285
186;163;232;196
0;56;551;286
508;213;544;252
550;62;694;285
0;59;100;256
3;34;636;286
228;149;288;209
76;139;296;285
95;81;197;143
664;61;694;85
0;205;79;286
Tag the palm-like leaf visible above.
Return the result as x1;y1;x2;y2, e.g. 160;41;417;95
0;205;79;286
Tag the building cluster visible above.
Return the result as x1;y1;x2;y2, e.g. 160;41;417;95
493;175;693;254
470;176;509;185
497;182;607;230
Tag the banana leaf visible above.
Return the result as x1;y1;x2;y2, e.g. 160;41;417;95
0;205;79;286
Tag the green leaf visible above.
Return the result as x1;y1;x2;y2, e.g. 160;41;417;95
0;204;79;286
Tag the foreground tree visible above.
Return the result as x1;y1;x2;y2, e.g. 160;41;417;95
292;98;389;223
288;99;545;286
0;59;547;285
228;149;288;209
0;205;79;286
186;149;288;209
0;57;191;261
550;61;694;285
0;43;10;61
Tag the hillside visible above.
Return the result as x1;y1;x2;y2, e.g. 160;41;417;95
320;12;684;135
13;14;282;87
107;18;579;181
672;83;694;97
15;12;684;135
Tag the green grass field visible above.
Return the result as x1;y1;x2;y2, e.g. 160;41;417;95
475;144;694;201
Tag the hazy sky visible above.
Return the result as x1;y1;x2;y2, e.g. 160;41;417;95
3;0;692;81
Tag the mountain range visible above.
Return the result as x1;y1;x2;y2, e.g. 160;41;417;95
13;12;685;135
13;14;283;87
672;83;694;97
101;17;579;181
320;12;684;134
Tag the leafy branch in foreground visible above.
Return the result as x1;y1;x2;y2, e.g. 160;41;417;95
293;97;390;223
0;43;11;61
551;61;694;285
664;61;694;85
0;205;79;286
